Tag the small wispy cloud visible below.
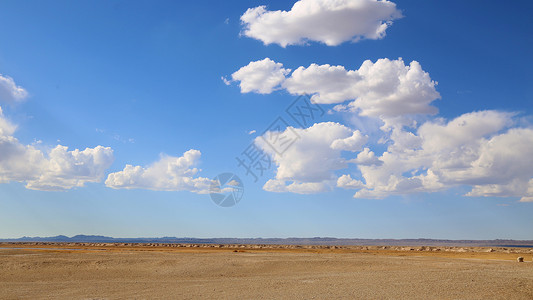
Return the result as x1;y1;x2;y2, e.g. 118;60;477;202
0;73;28;104
96;128;135;144
221;76;231;86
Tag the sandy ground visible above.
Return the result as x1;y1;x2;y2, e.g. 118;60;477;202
0;244;532;299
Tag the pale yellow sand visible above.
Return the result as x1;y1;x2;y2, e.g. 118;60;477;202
0;244;532;299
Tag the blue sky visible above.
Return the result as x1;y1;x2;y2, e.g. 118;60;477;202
0;0;532;239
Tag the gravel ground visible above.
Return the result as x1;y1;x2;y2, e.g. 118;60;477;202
0;247;532;299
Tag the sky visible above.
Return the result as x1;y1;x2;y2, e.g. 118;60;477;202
0;0;532;239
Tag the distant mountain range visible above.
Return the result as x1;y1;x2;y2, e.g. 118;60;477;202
1;235;532;247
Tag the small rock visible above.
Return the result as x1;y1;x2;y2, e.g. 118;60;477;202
517;257;524;262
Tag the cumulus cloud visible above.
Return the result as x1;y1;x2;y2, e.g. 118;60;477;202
519;180;533;202
331;130;367;151
0;107;16;136
0;73;28;104
240;0;402;47
417;110;513;155
351;111;533;201
105;149;213;194
251;109;533;202
285;58;440;120
255;122;365;193
231;58;290;94
263;179;331;194
228;58;532;203
337;174;364;189
283;63;362;104
25;146;114;191
0;107;114;190
349;147;383;166
230;58;440;120
332;59;440;119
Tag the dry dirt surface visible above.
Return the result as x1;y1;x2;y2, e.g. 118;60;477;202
0;243;532;299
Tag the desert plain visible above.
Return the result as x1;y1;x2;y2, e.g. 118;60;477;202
0;243;532;299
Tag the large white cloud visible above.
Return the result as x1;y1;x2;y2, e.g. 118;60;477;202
105;149;213;194
283;63;362;104
240;0;402;47
330;59;440;119
25;145;114;191
417;110;513;155
229;56;532;202
255;122;364;193
231;58;290;94
251;109;533;202
0;74;28;104
0;107;114;191
230;58;440;120
351;111;533;201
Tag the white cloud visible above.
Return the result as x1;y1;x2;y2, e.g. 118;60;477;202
337;174;364;189
285;58;441;119
0;107;114;190
228;57;532;203
255;122;364;192
263;179;330;194
221;76;231;85
283;63;361;104
349;147;383;166
25;145;114;191
248;130;256;135
0;107;16;136
331;130;367;151
230;58;440;121
441;127;533;186
0;74;28;104
520;180;533;202
417;110;513;155
466;179;528;199
252;109;533;202
226;179;240;186
105;149;213;194
350;111;533;201
240;0;402;47
231;58;290;94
